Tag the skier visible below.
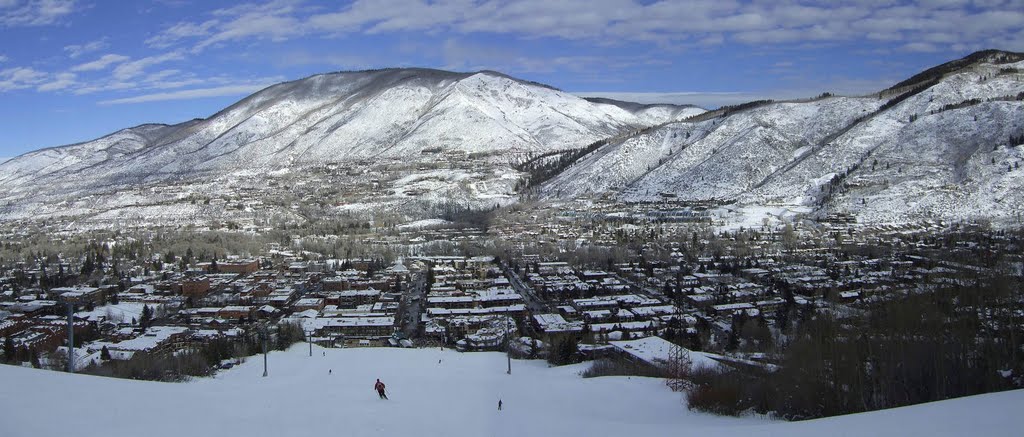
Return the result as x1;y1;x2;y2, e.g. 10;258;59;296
498;399;503;411
375;378;388;399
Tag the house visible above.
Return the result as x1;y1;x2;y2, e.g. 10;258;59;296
328;289;381;307
755;297;785;312
839;291;861;302
320;316;395;338
6;301;58;317
88;326;191;360
255;305;280;318
181;278;211;300
50;287;105;306
218;259;260;274
532;313;584;334
608;336;723;372
709;302;755;316
322;277;347;291
571;297;619;312
293;298;326;312
217;306;254;320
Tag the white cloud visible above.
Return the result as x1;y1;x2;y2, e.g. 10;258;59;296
274;51;375;69
112;51;185;80
145;19;219;48
1;0;76;27
36;71;75;91
64;38;108;59
438;38;657;75
71;53;130;72
98;83;275;105
0;54;8;62
130;0;1024;62
194;14;301;51
899;42;941;52
698;34;725;46
143;69;181;83
144;0;1023;55
174;0;305;52
0;66;47;91
71;80;136;95
145;77;206;90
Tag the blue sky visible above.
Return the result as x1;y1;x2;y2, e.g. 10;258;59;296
1;0;1022;158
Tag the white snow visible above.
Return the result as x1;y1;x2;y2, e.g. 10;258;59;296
544;58;1024;227
0;69;682;229
2;345;1022;436
609;336;722;371
76;302;147;324
1;60;1021;228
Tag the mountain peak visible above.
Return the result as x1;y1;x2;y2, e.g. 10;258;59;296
887;48;1024;91
471;70;562;91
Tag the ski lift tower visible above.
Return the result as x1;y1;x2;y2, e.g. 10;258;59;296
504;315;513;374
59;293;81;373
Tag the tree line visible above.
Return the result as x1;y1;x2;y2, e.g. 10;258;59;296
685;269;1023;419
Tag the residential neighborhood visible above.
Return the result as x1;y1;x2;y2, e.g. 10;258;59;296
1;212;1018;386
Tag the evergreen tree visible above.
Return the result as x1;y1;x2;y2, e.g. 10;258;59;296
547;337;579;366
3;336;14;363
81;252;94;276
140;305;153;331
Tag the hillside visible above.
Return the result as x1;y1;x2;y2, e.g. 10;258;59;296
0;68;688;226
584;97;707;126
1;346;1021;437
0;52;1021;229
543;51;1024;227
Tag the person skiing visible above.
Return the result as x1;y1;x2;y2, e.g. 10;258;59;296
498;399;503;411
375;378;388;399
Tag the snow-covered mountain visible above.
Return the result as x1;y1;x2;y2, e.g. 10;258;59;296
543;50;1024;227
0;68;699;226
1;69;670;191
584;97;706;126
1;51;1022;229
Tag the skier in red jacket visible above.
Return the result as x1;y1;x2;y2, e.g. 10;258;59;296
375;378;388;399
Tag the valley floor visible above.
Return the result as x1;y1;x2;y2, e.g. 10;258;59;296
1;346;1021;437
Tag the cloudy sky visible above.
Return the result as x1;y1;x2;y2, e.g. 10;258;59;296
1;0;1022;157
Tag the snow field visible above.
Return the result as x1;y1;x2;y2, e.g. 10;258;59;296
2;345;1022;437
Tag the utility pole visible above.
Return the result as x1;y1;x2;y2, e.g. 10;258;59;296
261;326;268;377
505;315;512;375
307;329;313;357
66;301;75;373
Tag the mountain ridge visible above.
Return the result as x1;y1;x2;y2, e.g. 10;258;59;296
0;50;1021;229
543;50;1024;227
0;67;691;226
